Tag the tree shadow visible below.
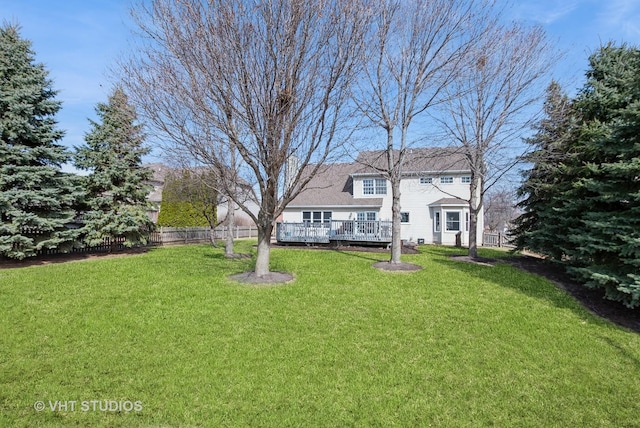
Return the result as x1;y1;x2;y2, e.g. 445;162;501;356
432;255;616;329
334;250;386;263
0;246;156;269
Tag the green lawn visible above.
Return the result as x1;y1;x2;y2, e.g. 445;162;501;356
1;242;639;427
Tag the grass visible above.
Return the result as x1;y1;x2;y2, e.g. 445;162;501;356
1;241;640;427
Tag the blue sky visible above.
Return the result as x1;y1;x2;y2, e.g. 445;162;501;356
3;0;640;170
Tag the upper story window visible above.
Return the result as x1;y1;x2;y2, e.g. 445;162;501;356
461;176;471;184
440;176;454;184
363;179;374;194
363;178;387;195
420;177;433;185
401;212;410;223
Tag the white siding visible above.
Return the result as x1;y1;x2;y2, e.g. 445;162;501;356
283;172;484;246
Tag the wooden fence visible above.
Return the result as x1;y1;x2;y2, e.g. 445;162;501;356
483;232;514;248
12;226;258;258
150;226;258;245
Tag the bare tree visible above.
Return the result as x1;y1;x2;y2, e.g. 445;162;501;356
434;23;558;258
352;0;494;264
161;162;239;256
484;187;519;233
121;0;368;277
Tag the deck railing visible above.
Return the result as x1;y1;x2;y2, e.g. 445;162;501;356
276;220;392;244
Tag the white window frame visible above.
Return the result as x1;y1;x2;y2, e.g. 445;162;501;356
434;212;441;232
357;211;377;221
445;211;461;231
400;212;410;223
440;176;454;184
303;211;332;225
363;179;374;195
461;176;471;184
420;177;433;185
362;178;387;195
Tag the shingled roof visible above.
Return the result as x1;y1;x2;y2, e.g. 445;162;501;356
288;162;383;207
355;147;469;174
288;147;469;208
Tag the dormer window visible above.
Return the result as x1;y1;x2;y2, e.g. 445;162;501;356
363;178;387;195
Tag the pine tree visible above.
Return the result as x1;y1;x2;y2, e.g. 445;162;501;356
75;87;154;250
512;81;577;259
562;44;640;307
0;25;82;259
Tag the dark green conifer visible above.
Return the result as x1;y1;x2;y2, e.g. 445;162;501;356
515;45;640;307
512;81;576;259
0;25;81;259
75;87;154;249
563;44;640;307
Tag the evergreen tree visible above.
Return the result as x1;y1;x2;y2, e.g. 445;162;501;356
562;44;640;307
512;81;577;259
0;25;81;259
75;87;154;249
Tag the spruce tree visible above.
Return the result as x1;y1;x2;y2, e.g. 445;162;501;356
563;44;640;307
0;25;81;259
512;81;577;259
75;87;154;250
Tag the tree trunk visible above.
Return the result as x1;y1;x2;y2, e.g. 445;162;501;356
468;174;482;259
468;206;478;258
254;222;273;277
209;227;218;247
390;177;402;263
225;198;235;257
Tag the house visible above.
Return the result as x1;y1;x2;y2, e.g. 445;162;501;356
145;163;172;223
278;148;483;246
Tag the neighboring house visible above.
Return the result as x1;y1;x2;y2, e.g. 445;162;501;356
144;163;258;226
145;163;172;223
279;148;484;246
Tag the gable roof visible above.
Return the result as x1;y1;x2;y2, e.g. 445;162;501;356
287;162;383;208
355;147;470;175
287;147;469;208
430;197;468;206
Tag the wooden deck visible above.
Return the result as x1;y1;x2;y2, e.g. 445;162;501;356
276;220;392;244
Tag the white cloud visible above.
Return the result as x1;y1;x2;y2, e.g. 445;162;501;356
598;0;640;40
509;0;581;25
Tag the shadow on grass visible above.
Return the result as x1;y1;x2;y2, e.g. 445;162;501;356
0;246;158;269
334;250;387;263
430;251;613;329
598;335;640;370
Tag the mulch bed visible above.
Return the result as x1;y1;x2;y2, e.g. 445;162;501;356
372;261;423;272
228;271;295;285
